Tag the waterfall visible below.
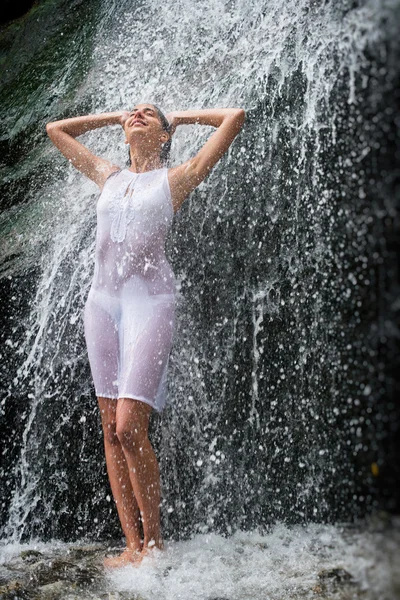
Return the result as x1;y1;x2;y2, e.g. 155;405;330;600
0;0;398;544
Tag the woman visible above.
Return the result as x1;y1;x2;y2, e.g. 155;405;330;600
46;103;245;567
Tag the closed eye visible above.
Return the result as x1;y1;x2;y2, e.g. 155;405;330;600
130;107;155;116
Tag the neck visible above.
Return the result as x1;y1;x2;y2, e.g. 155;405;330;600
128;146;163;173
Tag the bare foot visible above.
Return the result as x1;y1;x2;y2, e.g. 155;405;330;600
104;540;164;569
103;548;142;568
138;539;164;559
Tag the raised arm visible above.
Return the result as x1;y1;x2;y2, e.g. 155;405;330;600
46;111;128;189
167;108;245;212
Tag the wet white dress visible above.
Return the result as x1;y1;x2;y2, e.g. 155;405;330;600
84;167;175;412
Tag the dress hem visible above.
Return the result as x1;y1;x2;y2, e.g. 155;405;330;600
95;392;163;412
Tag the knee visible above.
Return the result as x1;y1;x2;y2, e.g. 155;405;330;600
102;421;119;446
116;421;148;453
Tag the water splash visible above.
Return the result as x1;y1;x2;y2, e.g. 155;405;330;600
0;0;398;542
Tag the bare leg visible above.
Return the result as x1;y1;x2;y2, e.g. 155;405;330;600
116;398;163;556
98;397;142;558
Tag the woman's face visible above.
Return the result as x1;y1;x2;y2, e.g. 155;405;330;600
124;104;168;146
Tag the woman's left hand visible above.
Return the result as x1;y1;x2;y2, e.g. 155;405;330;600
166;112;179;136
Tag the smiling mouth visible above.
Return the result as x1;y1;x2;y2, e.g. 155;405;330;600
132;120;146;126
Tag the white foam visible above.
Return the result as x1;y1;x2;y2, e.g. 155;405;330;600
0;538;69;565
106;523;398;600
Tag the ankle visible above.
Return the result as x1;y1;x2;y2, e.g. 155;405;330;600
144;537;163;550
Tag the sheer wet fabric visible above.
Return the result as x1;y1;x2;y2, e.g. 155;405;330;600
84;168;175;412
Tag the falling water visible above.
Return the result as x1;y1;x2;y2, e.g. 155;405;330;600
0;0;398;586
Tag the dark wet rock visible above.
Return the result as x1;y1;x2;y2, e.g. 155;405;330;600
1;1;36;26
0;546;107;600
318;567;354;584
0;544;152;600
0;579;35;599
20;550;43;562
66;545;105;561
27;557;102;587
36;580;68;600
316;567;359;597
0;573;11;586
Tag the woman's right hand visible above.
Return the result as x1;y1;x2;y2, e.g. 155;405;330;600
120;110;130;128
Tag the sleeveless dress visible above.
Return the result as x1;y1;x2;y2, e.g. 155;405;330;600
84;167;176;412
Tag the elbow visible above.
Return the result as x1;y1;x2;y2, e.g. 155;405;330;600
229;108;245;133
46;120;64;134
236;108;246;127
46;121;65;141
46;122;56;137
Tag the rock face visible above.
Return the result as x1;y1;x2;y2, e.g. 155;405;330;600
0;544;108;600
1;0;36;26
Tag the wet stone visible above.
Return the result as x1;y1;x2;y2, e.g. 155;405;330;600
66;545;105;561
27;557;101;587
0;545;153;600
20;550;43;563
0;579;35;599
0;573;12;586
316;567;358;597
37;580;69;599
318;568;354;584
